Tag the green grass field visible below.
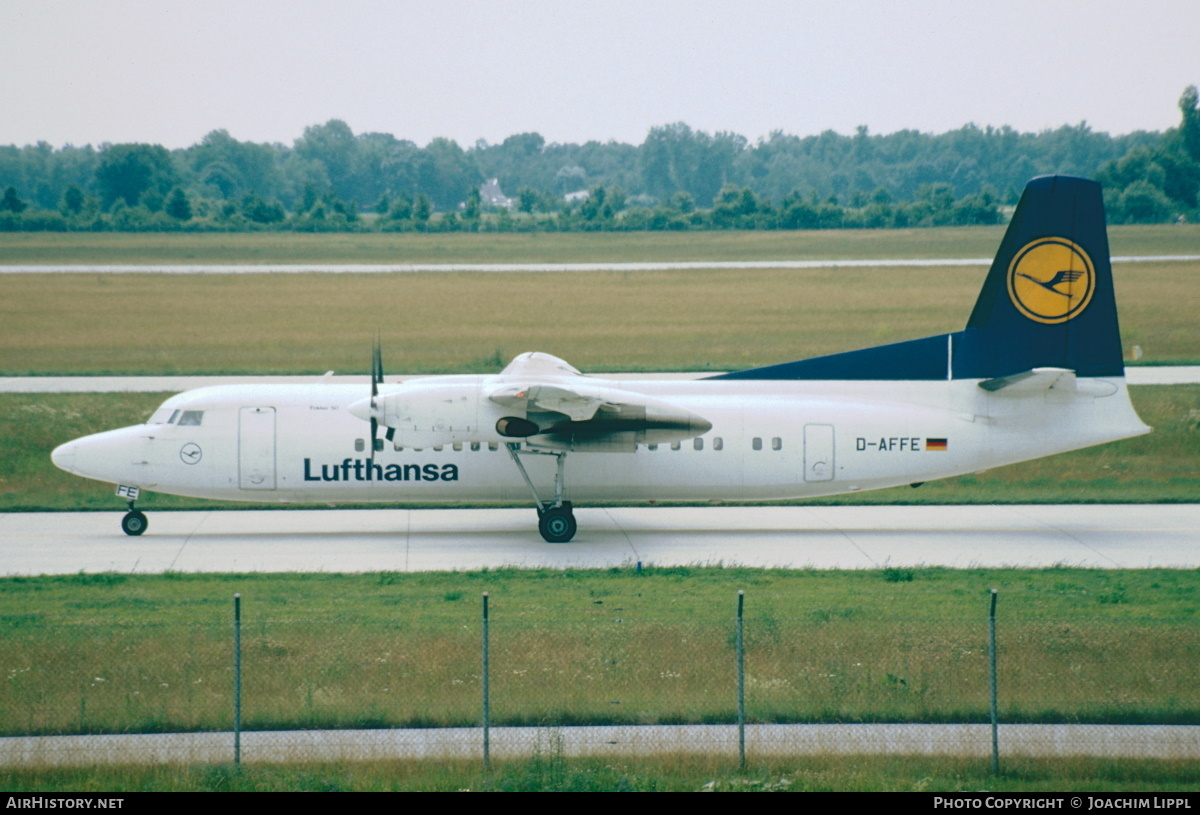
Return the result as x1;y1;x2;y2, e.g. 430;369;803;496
4;755;1198;792
4;755;1197;792
2;567;1198;790
0;261;1198;375
1;226;1198;375
2;568;1196;739
2;224;1198;263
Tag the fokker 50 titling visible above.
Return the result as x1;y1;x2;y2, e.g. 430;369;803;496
52;176;1150;542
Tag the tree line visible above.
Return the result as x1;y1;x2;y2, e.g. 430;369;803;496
1;86;1197;233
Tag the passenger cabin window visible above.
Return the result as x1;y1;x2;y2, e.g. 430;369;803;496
752;437;763;451
374;439;384;452
453;442;463;451
488;442;499;451
772;437;782;451
670;441;681;451
355;439;365;452
647;443;658;451
471;442;481;451
713;437;723;451
177;411;204;426
694;438;704;451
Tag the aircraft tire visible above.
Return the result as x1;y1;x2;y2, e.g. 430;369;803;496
121;510;148;536
538;506;576;543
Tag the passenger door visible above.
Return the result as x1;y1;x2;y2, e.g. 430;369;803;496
239;407;276;490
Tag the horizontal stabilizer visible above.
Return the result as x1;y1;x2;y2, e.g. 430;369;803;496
979;367;1075;393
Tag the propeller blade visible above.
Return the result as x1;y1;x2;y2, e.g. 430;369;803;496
369;336;382;463
371;340;380;398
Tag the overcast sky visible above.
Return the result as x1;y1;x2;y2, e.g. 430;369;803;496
2;0;1198;150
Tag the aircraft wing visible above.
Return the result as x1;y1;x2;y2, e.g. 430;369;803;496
489;383;608;421
488;353;711;451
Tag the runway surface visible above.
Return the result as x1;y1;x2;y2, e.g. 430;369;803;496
3;504;1197;575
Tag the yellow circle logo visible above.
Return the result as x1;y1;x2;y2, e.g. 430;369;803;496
1007;238;1095;324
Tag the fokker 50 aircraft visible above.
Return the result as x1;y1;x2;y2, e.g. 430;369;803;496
52;176;1150;542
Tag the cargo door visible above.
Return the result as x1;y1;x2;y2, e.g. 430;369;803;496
803;423;835;482
239;407;276;490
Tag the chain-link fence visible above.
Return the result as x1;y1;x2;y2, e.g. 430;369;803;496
2;589;1198;767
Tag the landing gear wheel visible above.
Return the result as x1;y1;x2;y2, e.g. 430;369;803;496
538;506;577;543
121;510;148;537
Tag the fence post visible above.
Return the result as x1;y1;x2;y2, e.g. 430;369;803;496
988;588;999;775
482;591;490;771
233;593;242;766
737;589;745;770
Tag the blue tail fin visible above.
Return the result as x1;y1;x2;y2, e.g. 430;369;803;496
713;175;1125;381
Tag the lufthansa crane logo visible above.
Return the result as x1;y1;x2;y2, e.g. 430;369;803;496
1007;237;1095;324
180;443;202;465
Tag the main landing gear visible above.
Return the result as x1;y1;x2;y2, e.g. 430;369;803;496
538;502;576;543
506;444;577;542
121;500;148;536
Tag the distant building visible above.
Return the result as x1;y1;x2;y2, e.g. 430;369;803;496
563;189;590;204
479;178;514;210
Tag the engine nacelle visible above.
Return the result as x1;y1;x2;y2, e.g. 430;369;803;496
349;375;712;452
351;382;506;448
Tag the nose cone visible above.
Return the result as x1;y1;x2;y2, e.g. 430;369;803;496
51;440;78;474
50;425;150;485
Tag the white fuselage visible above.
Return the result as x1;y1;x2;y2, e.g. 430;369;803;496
52;374;1149;505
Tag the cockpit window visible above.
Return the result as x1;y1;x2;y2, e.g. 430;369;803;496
148;408;178;424
177;411;204;426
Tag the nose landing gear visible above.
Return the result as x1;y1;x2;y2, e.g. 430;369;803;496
121;500;147;536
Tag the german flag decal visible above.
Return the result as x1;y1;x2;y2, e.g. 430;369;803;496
926;438;947;451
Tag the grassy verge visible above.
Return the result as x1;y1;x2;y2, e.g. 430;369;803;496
0;264;1198;377
3;755;1198;792
1;568;1196;739
1;224;1198;264
3;386;1196;512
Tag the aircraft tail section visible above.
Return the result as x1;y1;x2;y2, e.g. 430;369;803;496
956;174;1123;378
713;175;1126;381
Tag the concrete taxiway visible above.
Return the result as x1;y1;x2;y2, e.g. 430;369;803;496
6;723;1197;767
2;504;1197;575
